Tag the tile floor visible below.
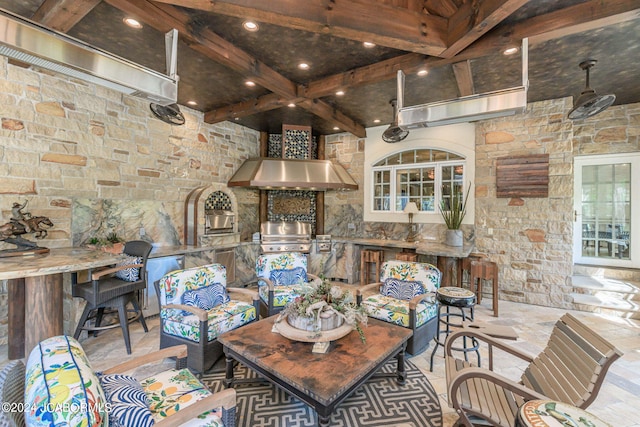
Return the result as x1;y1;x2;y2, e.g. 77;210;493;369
3;296;639;426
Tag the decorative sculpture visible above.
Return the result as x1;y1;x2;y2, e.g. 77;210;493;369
0;200;54;256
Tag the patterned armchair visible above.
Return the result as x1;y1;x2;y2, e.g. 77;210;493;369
255;252;321;317
357;260;441;355
155;264;259;373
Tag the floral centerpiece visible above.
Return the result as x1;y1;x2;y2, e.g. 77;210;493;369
279;276;368;342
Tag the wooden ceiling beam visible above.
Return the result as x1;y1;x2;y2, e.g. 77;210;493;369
297;99;367;138
204;94;305;124
150;0;448;56
452;60;475;96
31;0;101;32
442;0;530;58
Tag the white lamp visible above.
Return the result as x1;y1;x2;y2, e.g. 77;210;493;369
403;202;419;242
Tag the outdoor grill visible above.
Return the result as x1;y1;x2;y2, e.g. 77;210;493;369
260;221;312;254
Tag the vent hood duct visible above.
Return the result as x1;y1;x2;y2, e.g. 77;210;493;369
397;38;528;129
0;8;178;105
227;158;358;191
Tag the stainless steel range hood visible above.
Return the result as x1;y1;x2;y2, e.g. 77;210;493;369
227;158;358;190
0;8;178;105
397;38;528;129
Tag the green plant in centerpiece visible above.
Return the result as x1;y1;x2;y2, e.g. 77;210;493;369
281;276;368;342
439;182;471;229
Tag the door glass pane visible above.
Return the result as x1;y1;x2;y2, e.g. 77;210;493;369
581;163;631;260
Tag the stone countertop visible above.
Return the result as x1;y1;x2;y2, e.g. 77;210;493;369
331;237;475;258
149;242;255;258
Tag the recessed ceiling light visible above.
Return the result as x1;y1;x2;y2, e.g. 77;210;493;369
417;69;428;76
123;18;143;29
287;103;296;108
333;127;340;130
363;42;376;48
243;21;259;32
245;80;256;87
298;62;310;70
187;100;197;106
234;117;240;120
335;90;345;96
503;46;519;55
373;119;380;123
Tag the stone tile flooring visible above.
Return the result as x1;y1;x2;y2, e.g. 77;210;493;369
3;298;639;426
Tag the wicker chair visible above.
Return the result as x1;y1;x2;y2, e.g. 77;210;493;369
357;260;442;355
445;313;623;427
155;263;260;373
73;240;152;354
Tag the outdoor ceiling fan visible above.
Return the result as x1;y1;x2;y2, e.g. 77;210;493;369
150;103;185;125
382;99;409;143
568;59;616;120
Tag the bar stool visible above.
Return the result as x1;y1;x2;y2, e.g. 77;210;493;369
457;252;487;287
360;249;384;284
429;286;479;371
395;251;417;262
470;259;499;317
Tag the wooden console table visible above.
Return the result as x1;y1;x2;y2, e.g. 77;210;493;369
0;247;126;359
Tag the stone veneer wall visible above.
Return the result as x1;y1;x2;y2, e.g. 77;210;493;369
0;59;260;344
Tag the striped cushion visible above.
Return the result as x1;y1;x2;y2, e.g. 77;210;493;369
114;256;142;282
182;283;230;310
381;278;425;300
269;267;306;286
99;374;154;427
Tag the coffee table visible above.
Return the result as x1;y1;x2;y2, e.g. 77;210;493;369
217;316;413;427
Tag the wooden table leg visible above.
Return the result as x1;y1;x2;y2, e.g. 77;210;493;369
24;273;63;357
8;278;25;360
437;256;459;287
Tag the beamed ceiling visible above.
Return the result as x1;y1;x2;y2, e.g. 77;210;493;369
1;0;639;137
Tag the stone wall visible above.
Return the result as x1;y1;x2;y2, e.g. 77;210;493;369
0;59;260;344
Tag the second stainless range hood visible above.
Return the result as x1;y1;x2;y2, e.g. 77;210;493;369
227;158;358;190
0;8;178;105
398;38;529;129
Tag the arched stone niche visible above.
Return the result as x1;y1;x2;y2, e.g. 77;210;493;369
184;184;239;246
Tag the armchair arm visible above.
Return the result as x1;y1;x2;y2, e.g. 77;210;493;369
307;273;322;282
445;329;534;371
408;291;436;310
102;345;188;374
91;263;142;280
154;388;236;427
228;287;260;301
356;282;382;304
164;303;209;322
258;276;275;291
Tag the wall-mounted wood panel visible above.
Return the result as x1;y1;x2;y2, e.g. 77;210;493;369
496;154;549;198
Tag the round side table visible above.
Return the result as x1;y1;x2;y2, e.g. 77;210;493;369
429;286;478;371
518;400;612;427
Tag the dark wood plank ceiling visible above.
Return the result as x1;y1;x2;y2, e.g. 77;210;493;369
0;0;638;136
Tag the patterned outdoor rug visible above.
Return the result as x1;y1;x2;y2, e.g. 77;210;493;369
201;358;442;427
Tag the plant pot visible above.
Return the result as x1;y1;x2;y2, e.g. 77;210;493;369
288;311;344;332
445;229;464;247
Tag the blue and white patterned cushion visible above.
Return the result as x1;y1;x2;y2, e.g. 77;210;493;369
99;374;154;427
182;282;230;311
269;267;307;286
114;256;142;282
381;278;425;300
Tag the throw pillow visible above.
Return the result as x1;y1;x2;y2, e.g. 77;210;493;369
269;267;307;286
181;282;230;311
381;278;425;300
114;256;142;282
98;374;154;427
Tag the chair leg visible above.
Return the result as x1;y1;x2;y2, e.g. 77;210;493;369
117;303;132;355
131;297;149;332
93;307;105;337
74;305;93;340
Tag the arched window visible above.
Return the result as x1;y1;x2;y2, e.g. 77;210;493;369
371;148;466;213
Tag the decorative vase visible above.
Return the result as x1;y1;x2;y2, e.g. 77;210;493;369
445;229;463;247
288;311;344;332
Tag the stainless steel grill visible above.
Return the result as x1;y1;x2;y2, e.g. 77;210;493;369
260;221;312;253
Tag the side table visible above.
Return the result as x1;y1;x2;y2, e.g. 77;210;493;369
518;400;612;427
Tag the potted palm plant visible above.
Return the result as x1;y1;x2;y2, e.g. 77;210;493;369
439;183;470;246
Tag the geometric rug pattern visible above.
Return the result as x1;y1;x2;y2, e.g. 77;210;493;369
202;359;442;427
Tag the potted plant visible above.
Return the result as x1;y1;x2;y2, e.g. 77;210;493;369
86;232;125;254
439;183;470;246
280;277;368;342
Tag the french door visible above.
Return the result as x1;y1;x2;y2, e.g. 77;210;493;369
574;153;639;267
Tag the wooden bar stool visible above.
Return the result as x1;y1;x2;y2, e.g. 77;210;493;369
395;251;417;262
360;249;384;284
469;259;499;317
458;252;488;288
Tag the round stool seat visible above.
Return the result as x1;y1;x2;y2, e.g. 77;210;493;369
437;287;476;307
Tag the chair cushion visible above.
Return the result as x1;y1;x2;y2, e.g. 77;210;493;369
182;283;230;311
98;374;154;427
258;284;303;308
381;278;425;300
141;368;224;426
269;267;307;285
256;252;308;280
158;264;227;306
362;294;438;328
114;255;142;282
161;300;257;343
380;260;441;293
25;335;108;427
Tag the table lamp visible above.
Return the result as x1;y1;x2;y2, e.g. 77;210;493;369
403;202;419;242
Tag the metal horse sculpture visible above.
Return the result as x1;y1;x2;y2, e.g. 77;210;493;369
0;216;54;253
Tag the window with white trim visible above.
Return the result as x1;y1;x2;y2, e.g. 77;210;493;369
372;149;466;213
